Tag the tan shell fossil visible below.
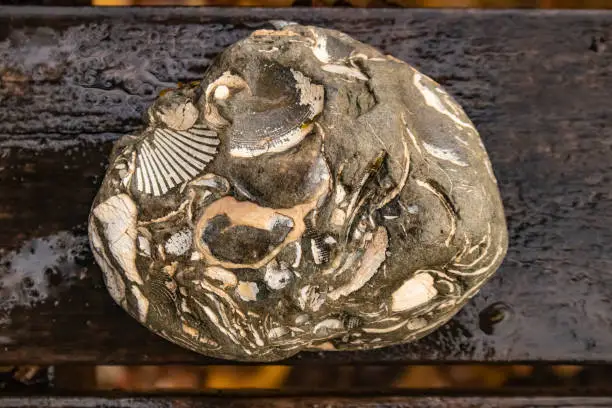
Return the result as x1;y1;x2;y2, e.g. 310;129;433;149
88;23;508;361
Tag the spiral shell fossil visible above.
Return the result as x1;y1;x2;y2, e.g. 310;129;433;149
88;23;508;361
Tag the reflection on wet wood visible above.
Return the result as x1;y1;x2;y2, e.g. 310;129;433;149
0;7;611;365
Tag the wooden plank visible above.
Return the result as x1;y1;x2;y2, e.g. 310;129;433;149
0;7;611;364
2;396;612;408
0;1;90;5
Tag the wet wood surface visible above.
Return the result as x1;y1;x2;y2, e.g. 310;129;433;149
0;7;611;364
2;396;612;408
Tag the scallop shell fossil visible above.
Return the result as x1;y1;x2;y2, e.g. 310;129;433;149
132;85;220;196
89;24;508;362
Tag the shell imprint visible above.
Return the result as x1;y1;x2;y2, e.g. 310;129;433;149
228;68;324;158
89;23;508;362
134;125;219;196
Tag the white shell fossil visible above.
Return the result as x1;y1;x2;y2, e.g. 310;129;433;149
89;24;508;362
133;86;220;197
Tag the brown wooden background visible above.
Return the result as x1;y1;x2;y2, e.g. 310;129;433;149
1;3;612;404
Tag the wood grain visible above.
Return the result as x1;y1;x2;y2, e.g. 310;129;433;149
2;396;612;408
0;7;611;364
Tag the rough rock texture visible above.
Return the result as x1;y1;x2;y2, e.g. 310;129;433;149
88;23;508;362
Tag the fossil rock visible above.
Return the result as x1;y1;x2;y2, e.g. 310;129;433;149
88;23;508;361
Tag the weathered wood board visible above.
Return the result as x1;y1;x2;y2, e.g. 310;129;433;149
0;7;611;364
2;396;612;408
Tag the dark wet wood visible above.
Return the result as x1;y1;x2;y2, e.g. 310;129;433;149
0;1;90;4
2;396;612;408
0;7;611;364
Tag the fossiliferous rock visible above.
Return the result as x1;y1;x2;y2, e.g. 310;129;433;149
88;23;508;361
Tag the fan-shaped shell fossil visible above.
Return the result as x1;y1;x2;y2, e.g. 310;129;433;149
89;23;508;361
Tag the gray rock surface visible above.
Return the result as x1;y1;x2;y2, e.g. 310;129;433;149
88;23;508;362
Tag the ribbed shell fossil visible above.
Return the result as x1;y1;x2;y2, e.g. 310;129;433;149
88;23;508;362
